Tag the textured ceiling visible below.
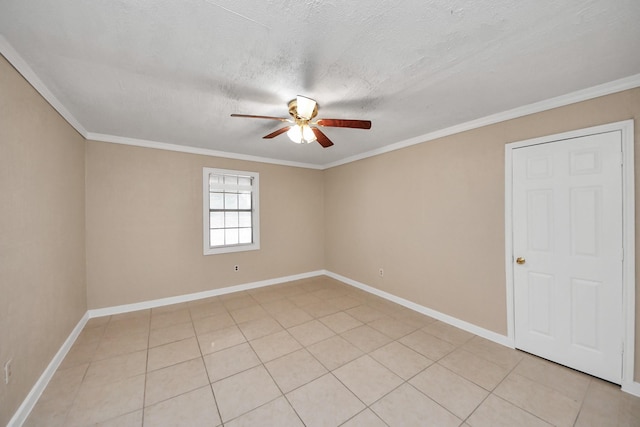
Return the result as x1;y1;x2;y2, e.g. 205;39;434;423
1;0;639;167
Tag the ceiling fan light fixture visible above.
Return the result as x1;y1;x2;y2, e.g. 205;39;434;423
231;96;370;148
296;95;317;120
287;125;302;143
302;124;316;142
287;124;316;144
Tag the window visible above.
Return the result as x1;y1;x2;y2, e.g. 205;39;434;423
203;167;259;255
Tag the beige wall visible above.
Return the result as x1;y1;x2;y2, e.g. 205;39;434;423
324;87;640;379
85;141;325;308
0;56;86;425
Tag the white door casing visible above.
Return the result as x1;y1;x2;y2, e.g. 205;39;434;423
505;120;636;390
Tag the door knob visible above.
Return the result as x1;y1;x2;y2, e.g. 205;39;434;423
516;257;526;265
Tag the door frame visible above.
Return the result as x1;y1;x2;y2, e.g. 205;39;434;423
504;120;636;392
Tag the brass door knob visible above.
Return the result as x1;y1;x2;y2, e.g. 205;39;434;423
516;257;526;265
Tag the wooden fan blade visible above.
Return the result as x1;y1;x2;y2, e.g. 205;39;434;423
316;119;371;129
231;114;290;122
263;126;291;139
311;127;334;148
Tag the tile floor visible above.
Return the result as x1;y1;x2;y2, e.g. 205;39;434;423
24;276;640;426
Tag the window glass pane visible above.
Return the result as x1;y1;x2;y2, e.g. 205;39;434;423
239;228;252;244
210;229;224;247
210;212;224;229
238;212;252;227
238;193;251;210
225;193;238;209
224;175;238;185
210;192;223;209
209;174;221;187
225;228;239;245
225;212;239;228
204;168;259;254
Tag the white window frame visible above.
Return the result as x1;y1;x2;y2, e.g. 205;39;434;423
203;167;260;255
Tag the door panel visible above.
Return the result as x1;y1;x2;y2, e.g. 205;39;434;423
570;187;600;256
512;131;623;383
527;190;553;252
527;272;553;336
570;278;600;350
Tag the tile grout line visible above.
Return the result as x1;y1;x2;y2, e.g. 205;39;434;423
572;379;595;427
28;278;624;426
60;316;110;426
259;287;442;426
188;300;225;426
344;322;505;425
273;311;365;426
471;350;553;426
433;361;493;424
140;310;152;426
241;285;363;424
224;288;308;425
63;284;419;423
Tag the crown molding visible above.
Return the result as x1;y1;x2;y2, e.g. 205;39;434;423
95;72;640;171
0;36;322;169
323;73;640;169
86;132;324;169
0;35;88;137
3;35;638;171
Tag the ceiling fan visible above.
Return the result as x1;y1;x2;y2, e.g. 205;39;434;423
231;95;371;148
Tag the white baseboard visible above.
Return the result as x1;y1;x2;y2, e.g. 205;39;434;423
8;312;89;427
88;270;325;318
324;270;514;348
622;380;640;398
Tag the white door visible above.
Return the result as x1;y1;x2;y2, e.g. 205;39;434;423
512;130;623;383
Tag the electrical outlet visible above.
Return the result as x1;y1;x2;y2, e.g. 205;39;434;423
378;268;384;277
234;265;239;272
4;359;12;385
